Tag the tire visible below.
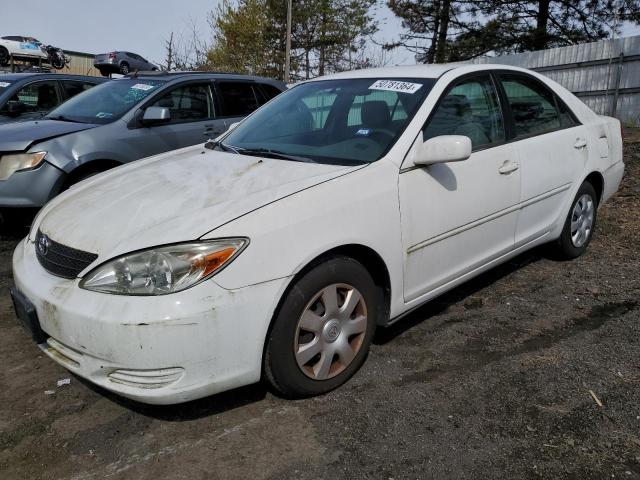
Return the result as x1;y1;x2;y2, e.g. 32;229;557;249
554;181;598;259
120;62;130;75
264;256;379;398
99;69;110;78
0;47;9;66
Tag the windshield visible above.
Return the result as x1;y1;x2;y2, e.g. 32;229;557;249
222;78;435;164
45;79;166;124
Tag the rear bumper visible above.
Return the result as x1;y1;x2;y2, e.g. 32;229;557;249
0;161;65;208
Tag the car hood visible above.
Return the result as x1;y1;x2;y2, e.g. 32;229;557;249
37;145;364;263
0;119;97;151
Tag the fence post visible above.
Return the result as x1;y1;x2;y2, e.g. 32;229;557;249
610;52;624;117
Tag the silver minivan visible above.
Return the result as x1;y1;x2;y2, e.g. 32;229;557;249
0;72;285;213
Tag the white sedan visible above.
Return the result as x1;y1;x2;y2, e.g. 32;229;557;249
12;64;624;404
0;36;48;66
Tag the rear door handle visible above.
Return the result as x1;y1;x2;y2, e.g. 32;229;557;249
574;138;588;149
498;160;519;175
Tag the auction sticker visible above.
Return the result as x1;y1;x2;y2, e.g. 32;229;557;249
369;80;422;94
131;83;155;91
0;82;11;88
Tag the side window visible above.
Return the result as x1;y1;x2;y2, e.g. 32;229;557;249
61;81;96;99
217;82;260;117
260;84;283;101
7;81;61;113
424;75;505;150
557;97;578;128
150;83;214;123
347;90;408;127
499;74;564;137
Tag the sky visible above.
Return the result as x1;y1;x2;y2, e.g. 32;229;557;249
1;0;639;68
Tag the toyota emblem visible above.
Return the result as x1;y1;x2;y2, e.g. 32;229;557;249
38;234;51;256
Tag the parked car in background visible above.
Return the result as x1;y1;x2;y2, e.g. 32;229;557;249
94;51;158;76
0;36;48;65
0;73;106;124
0;72;284;212
10;64;623;404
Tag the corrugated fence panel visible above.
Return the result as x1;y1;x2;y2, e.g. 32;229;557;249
470;36;640;125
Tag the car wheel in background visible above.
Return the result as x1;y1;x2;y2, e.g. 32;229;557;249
264;256;379;398
555;181;598;259
0;47;9;66
98;69;110;77
120;62;130;75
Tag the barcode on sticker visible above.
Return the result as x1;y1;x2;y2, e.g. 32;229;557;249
131;83;154;91
369;80;422;94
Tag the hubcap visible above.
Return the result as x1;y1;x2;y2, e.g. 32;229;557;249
571;193;595;248
294;283;367;380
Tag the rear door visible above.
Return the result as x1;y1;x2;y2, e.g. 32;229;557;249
496;72;587;246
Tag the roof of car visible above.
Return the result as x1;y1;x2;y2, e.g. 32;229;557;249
310;63;529;81
0;72;106;81
125;71;284;85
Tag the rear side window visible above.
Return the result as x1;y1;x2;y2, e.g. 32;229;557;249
499;74;569;138
424;75;505;150
217;82;259;117
150;83;215;123
61;81;96;99
260;83;282;101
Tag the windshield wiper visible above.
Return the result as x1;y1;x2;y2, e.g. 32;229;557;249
46;115;82;123
236;148;316;163
204;139;240;154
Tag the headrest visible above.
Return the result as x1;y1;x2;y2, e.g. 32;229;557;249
361;100;390;128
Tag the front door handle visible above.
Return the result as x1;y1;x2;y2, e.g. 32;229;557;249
574;138;588;149
498;160;519;175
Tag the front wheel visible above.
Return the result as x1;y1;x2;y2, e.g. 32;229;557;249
264;256;379;398
554;181;598;259
0;47;9;66
119;62;130;75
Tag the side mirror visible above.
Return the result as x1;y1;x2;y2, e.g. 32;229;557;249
413;135;472;166
141;106;171;126
6;100;26;117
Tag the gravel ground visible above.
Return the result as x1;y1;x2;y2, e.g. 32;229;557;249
0;132;639;480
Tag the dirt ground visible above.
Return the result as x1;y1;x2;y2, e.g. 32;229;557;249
0;132;639;480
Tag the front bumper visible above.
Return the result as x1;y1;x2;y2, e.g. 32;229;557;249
0;161;65;208
12;237;289;404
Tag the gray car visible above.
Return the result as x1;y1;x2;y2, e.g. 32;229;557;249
0;72;285;212
0;73;106;124
94;51;158;76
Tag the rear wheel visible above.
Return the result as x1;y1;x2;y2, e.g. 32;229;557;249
264;256;379;398
554;181;598;259
119;62;130;75
98;68;110;77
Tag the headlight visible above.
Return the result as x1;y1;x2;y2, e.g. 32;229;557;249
0;152;47;180
80;239;248;295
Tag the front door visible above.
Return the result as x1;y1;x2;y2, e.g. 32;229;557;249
125;82;225;160
399;74;521;302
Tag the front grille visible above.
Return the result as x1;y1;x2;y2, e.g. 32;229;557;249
35;230;98;279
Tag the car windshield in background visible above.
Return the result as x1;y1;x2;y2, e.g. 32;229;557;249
44;79;166;125
222;78;435;164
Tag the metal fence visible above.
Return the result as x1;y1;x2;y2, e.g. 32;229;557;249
469;35;640;126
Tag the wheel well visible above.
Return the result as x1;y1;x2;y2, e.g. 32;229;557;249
584;171;604;205
260;244;392;376
62;159;122;190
